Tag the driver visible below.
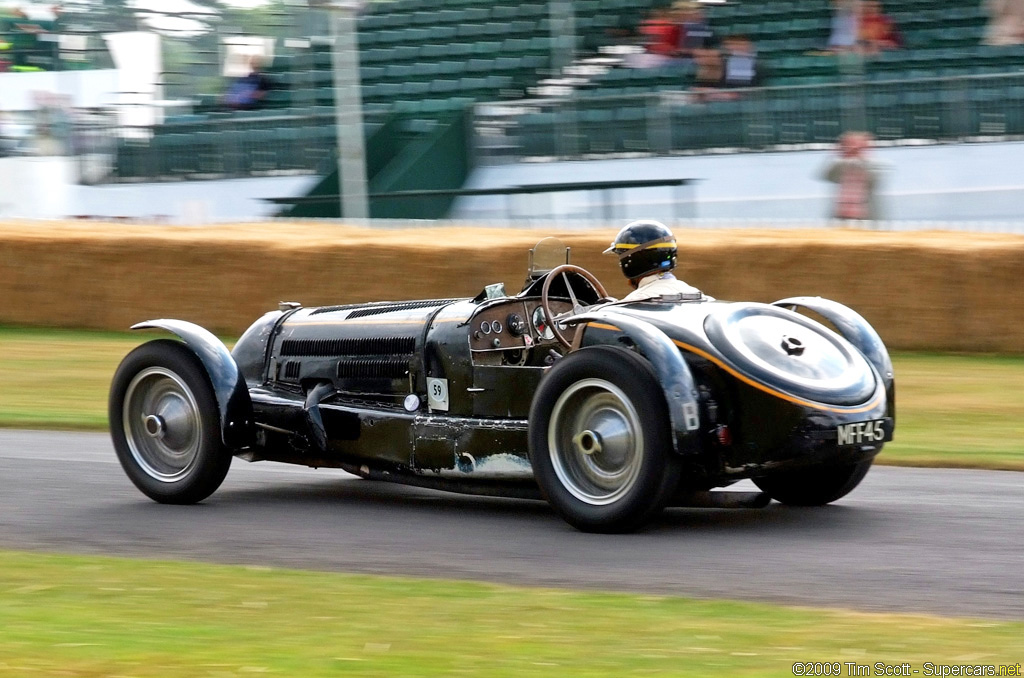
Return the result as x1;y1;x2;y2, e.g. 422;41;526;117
604;220;703;302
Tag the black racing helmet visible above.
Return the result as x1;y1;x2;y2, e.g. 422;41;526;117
603;220;678;280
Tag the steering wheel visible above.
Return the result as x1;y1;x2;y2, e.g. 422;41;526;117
540;264;610;350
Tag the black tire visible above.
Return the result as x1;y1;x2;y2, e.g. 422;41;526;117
528;345;681;533
753;459;873;506
109;339;231;504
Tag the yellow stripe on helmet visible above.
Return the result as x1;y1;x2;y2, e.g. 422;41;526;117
613;242;676;251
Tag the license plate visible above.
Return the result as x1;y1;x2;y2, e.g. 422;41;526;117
837;419;890;446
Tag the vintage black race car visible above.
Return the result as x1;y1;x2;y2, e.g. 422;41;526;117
110;238;895;532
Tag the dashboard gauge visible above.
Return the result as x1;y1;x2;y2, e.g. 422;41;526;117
506;313;526;337
491;320;502;334
532;306;554;341
480;320;492;335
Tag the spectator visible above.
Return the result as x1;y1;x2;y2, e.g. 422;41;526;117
828;0;861;52
224;56;273;110
691;45;724;99
821;131;882;221
984;0;1024;45
676;2;715;58
636;8;681;67
859;1;902;53
722;35;759;88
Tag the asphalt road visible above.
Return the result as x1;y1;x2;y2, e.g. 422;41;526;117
1;430;1021;620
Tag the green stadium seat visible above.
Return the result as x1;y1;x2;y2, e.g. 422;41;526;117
362;48;390;64
433;25;458;41
473;40;502;56
393;45;420;61
435;60;465;77
457;23;487;39
527;36;552;53
402;81;432;97
509;20;536;36
360;66;385;82
458;76;487;96
430;79;460;95
465;58;492;74
491;6;517;20
484;74;514;91
418;43;448;59
404;27;435;43
375;82;403;99
517;4;545;19
411;11;435;26
436;9;463;24
501;38;532;54
384;63;415;80
493;56;522;73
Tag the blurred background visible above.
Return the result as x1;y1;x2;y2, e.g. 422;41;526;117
1;0;1023;226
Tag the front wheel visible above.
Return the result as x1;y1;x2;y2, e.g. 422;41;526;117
109;339;231;504
753;459;873;506
529;346;680;533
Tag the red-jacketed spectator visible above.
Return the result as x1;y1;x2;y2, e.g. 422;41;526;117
860;1;902;53
639;9;681;58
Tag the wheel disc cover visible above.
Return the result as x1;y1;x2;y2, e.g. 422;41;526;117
122;367;203;482
548;378;643;506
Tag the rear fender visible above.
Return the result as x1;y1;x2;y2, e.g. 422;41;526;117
567;312;701;455
133;319;254;449
772;297;895;418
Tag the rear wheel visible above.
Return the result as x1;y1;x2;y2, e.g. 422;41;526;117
753;459;872;506
109;339;231;504
529;346;680;533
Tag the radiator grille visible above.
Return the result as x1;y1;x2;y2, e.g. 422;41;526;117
337;358;410;380
283;361;301;380
281;336;416;357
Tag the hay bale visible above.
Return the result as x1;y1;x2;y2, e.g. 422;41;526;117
0;221;1021;352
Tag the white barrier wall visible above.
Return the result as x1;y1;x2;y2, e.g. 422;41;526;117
0;157;76;219
3;140;1024;225
454;140;1024;224
0;155;318;222
0;70;119;112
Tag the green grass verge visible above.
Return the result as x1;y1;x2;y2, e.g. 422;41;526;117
1;327;1022;470
0;327;152;431
884;353;1024;470
1;550;1021;678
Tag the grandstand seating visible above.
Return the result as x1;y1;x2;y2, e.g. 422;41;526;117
107;0;1024;180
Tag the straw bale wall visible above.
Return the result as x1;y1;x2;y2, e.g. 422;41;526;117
1;221;1021;352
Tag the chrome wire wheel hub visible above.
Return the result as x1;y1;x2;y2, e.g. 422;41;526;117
548;379;643;506
122;367;203;482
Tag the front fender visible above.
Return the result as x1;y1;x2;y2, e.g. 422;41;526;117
567;311;701;455
772;296;895;419
132;319;254;449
